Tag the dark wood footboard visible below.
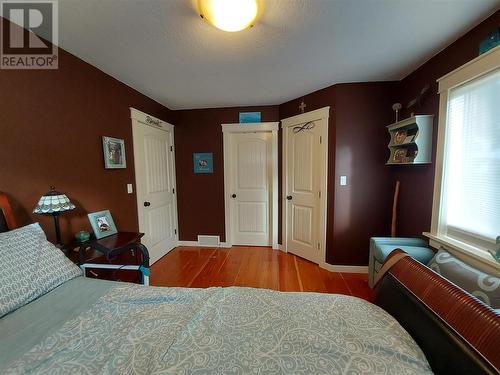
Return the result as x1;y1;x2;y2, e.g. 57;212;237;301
0;192;17;232
374;249;500;375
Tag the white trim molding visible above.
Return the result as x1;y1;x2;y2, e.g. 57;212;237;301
130;107;172;131
320;263;368;274
177;240;232;248
280;107;330;129
281;106;330;264
221;122;280;250
424;233;500;276
221;122;278;133
437;45;500;95
429;45;500;272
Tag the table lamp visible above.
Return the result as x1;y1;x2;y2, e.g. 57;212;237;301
33;186;75;245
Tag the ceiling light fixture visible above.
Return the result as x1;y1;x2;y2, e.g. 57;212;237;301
198;0;261;32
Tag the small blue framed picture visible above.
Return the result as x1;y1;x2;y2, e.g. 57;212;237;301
193;152;213;174
87;210;118;239
239;112;261;123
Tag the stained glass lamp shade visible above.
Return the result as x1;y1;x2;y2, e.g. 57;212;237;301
33;187;75;245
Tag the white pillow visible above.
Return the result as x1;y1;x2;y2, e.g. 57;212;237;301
0;223;82;317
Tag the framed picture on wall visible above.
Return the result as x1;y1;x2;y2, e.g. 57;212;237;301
102;136;126;169
193;152;213;173
394;130;407;145
393;148;407;163
88;210;118;239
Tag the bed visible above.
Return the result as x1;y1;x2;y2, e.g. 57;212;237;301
0;192;498;374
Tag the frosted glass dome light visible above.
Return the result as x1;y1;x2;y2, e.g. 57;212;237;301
198;0;260;32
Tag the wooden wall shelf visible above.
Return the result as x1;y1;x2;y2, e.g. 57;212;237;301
386;115;434;165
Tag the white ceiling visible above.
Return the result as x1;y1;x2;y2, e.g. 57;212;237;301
58;0;499;109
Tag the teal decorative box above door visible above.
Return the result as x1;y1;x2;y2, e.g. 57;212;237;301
479;29;500;55
239;112;261;123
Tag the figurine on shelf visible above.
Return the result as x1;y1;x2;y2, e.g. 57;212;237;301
392;103;402;123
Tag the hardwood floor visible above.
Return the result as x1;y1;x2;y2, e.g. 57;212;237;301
150;246;373;301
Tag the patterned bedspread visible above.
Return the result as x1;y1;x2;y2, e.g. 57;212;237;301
4;285;433;374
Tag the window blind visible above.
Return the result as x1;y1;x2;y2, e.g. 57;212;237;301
442;68;500;251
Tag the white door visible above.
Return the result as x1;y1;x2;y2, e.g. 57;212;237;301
132;110;178;264
283;109;328;264
229;132;272;246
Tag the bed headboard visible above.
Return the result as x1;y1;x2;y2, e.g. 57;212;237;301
374;250;500;375
0;192;17;232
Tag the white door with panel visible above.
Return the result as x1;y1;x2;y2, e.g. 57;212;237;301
283;109;328;264
131;109;178;265
229;132;272;246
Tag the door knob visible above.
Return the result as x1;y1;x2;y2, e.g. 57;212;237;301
231;194;237;198
286;195;293;200
144;201;151;207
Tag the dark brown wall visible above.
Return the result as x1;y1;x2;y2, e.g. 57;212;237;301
280;82;399;265
391;10;500;238
0;24;172;243
331;83;399;265
172;106;279;242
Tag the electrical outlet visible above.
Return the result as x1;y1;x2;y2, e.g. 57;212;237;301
127;183;133;194
340;176;347;186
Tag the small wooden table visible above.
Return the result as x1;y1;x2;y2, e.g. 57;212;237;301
67;232;150;285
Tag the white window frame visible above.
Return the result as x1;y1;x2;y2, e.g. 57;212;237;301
425;45;500;273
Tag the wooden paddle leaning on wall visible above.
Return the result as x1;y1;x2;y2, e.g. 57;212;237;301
391;181;400;237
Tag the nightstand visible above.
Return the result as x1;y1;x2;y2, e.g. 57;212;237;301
65;232;150;285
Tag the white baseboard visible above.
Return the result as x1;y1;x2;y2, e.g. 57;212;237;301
177;240;199;247
320;262;368;273
177;241;277;249
177;240;232;248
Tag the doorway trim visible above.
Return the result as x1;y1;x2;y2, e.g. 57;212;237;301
281;107;330;266
130;107;179;258
222;122;279;249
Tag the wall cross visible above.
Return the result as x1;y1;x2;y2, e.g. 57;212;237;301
299;99;306;113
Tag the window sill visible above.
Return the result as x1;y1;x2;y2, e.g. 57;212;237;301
423;232;500;274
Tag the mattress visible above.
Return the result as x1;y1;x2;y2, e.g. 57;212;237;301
0;277;116;370
0;277;433;374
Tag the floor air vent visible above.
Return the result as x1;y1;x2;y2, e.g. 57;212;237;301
197;235;220;247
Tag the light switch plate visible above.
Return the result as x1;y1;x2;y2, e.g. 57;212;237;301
340;175;347;186
127;183;133;194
